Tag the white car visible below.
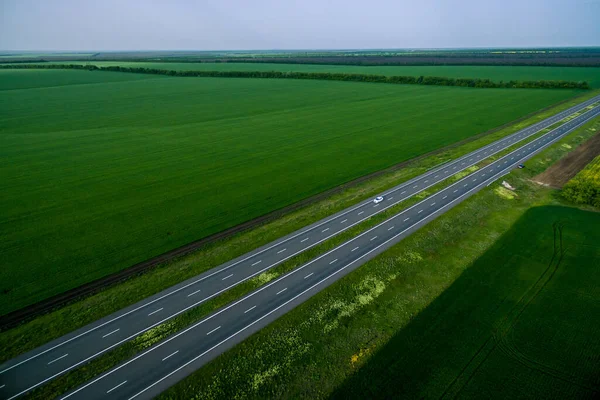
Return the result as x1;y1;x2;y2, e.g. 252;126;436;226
373;196;384;204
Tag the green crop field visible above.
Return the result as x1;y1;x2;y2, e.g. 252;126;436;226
28;61;600;88
0;68;581;315
334;206;600;399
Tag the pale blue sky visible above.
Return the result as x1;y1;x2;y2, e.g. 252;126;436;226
1;0;599;51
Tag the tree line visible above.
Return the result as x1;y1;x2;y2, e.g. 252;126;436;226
0;63;590;90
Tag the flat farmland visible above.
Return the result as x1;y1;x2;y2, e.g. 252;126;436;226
333;206;600;399
35;61;600;88
0;69;580;314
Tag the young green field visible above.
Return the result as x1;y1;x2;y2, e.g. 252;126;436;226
0;69;581;315
32;61;600;88
333;206;600;399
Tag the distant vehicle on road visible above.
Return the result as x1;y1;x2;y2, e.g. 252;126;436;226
373;196;384;204
518;164;525;169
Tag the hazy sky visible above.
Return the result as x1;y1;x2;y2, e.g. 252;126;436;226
1;0;599;51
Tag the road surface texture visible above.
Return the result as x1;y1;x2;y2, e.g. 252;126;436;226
1;95;599;400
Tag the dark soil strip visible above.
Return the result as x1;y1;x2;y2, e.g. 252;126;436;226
0;94;587;331
534;131;600;188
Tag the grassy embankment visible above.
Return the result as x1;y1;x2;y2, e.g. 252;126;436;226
20;62;600;88
8;95;600;399
0;69;581;314
155;116;600;399
562;155;600;207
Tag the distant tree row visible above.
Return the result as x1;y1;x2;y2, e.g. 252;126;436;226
0;64;590;90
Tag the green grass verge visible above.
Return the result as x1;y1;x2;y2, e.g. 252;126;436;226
2;89;598;364
154;116;600;399
21;61;600;88
0;69;581;315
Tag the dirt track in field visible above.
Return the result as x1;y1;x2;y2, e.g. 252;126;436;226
534;131;600;188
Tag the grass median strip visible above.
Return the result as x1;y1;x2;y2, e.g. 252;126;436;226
2;90;598;366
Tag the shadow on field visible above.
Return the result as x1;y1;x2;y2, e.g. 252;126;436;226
330;206;600;400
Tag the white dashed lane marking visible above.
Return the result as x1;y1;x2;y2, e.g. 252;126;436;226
102;329;119;339
162;351;179;362
206;326;221;335
106;381;127;394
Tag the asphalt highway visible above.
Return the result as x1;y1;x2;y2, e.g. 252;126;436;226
1;95;599;400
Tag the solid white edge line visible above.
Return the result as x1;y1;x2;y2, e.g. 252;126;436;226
161;351;179;362
106;380;127;394
59;107;600;400
6;104;598;397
